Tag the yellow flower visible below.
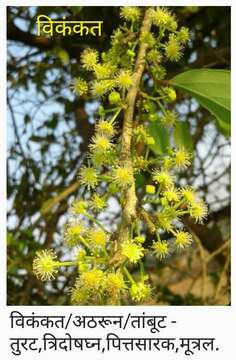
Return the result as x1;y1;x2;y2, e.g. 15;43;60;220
90;134;113;153
174;148;191;169
93;63;116;79
133;156;150;170
66;224;84;236
163;187;179;202
156;212;174;232
33;250;58;281
70;200;88;215
87;228;107;247
64;222;85;247
95;120;115;139
178;27;190;44
106;272;126;293
120;6;141;22
111;28;123;45
175;231;192;249
90;194;106;212
112;166;133;188
79;166;98;189
156;207;178;232
189;200;208;223
147;49;163;64
71;268;106;304
71;286;90;305
152;240;169;260
181;186;197;204
152;66;167;81
130;282;151;303
151;7;176;28
163;156;174;170
163;87;177;102
71;77;88;96
153;169;174;188
161;110;177;127
91;79;115;96
81;48;98;70
90;150;107;167
116;70;133;90
121;241;144;264
80;269;105;289
165;34;183;62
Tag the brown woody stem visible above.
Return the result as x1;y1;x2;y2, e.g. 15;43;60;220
118;8;153;244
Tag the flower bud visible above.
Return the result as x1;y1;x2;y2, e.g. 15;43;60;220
146;185;156;194
164;87;177;102
126;49;135;58
108;91;121;105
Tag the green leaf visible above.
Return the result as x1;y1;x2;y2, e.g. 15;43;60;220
215;115;230;137
174;121;193;151
135;173;146;188
171;69;231;136
148;122;169;154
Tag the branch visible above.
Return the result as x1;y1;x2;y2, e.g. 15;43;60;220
7;92;27;160
189;227;208;302
118;8;153;244
213;254;230;302
206;240;230;263
40;181;80;215
140;208;156;234
8;20;54;50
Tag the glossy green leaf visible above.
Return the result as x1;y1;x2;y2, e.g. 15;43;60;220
135;173;146;188
174;121;193;151
171;69;230;136
148;122;169;154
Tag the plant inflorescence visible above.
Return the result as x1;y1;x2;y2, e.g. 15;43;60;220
33;6;208;305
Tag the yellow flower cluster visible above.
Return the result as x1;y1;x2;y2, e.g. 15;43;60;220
130;282;151;303
71;269;126;305
33;7;208;307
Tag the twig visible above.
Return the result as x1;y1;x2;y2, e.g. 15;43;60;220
206;240;230;263
140;208;156;234
40;181;80;215
213;254;230;302
188;227;208;301
7;92;27;160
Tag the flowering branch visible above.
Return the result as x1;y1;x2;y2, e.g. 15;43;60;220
32;6;209;306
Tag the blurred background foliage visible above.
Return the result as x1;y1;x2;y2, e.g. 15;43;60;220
7;6;230;305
